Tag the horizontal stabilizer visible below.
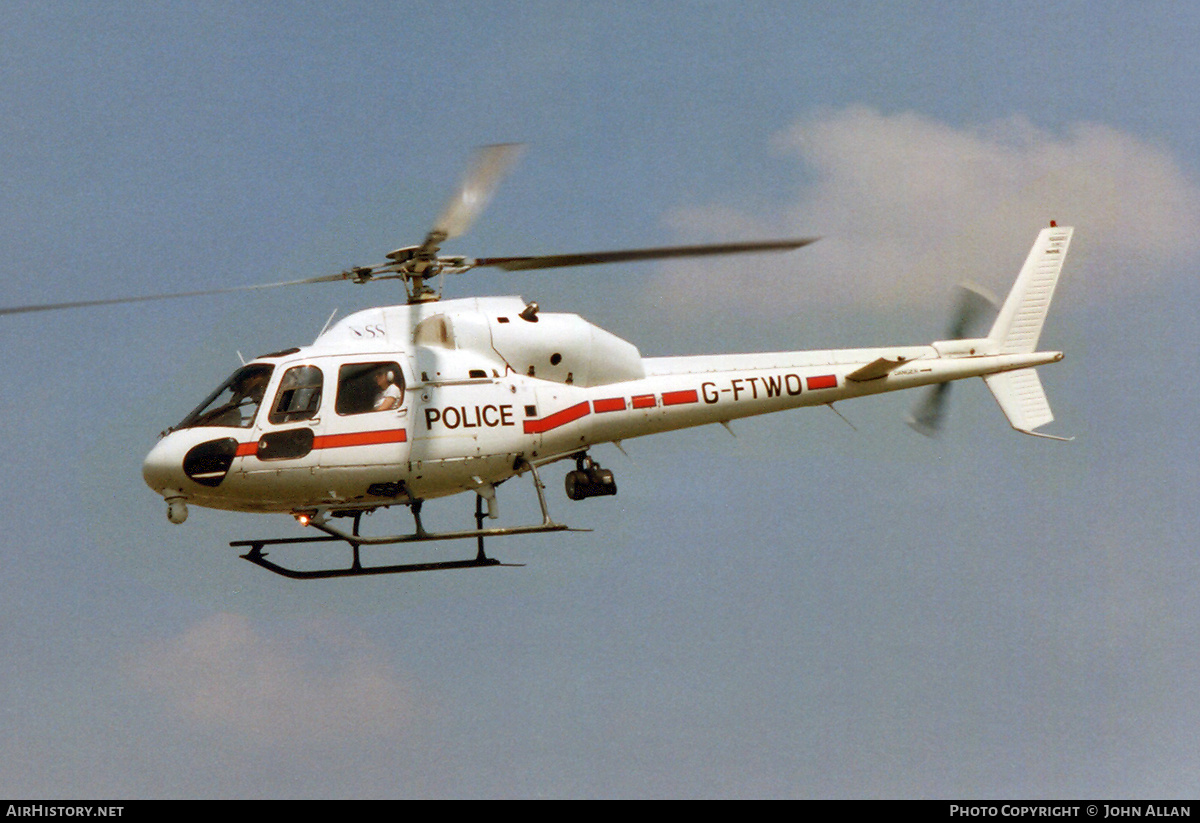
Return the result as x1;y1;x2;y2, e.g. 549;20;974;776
984;368;1071;441
847;356;909;382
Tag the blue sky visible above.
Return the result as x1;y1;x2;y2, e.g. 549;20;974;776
2;1;1199;798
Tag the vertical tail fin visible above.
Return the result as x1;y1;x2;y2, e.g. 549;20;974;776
988;224;1073;354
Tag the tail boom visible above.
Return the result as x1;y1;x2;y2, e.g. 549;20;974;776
532;225;1074;454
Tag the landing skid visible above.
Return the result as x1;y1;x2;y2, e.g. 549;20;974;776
235;535;520;580
230;459;583;579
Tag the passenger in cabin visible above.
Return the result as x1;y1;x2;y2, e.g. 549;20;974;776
373;369;403;411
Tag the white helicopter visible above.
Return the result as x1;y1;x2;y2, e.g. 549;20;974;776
4;145;1074;578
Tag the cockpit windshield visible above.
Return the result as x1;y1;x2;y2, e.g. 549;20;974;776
175;364;275;430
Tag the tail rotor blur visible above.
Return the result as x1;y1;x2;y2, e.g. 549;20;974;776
906;284;997;437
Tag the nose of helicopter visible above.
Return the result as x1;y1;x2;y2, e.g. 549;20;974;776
143;435;195;524
142;435;186;495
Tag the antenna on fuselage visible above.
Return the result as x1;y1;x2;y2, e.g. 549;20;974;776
318;307;339;339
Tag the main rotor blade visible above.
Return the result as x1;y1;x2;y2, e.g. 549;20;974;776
425;143;525;251
0;272;356;317
472;237;820;272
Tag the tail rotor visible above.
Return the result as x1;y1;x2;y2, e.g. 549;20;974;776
906;283;997;437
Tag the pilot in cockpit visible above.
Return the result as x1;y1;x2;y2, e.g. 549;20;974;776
373;368;402;411
232;371;269;423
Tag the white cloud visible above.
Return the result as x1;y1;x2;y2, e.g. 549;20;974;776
131;613;412;746
651;107;1200;315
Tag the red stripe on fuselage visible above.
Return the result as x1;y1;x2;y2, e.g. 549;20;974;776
522;401;590;434
237;428;407;458
631;394;656;409
313;429;407;449
592;397;626;413
661;389;699;406
806;374;838;390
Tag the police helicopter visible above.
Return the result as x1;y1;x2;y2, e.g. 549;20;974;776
2;145;1074;578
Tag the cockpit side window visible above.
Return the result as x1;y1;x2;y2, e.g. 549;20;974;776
336;362;405;415
176;364;275;430
268;365;323;425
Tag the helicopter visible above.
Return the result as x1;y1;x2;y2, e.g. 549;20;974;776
3;145;1074;578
